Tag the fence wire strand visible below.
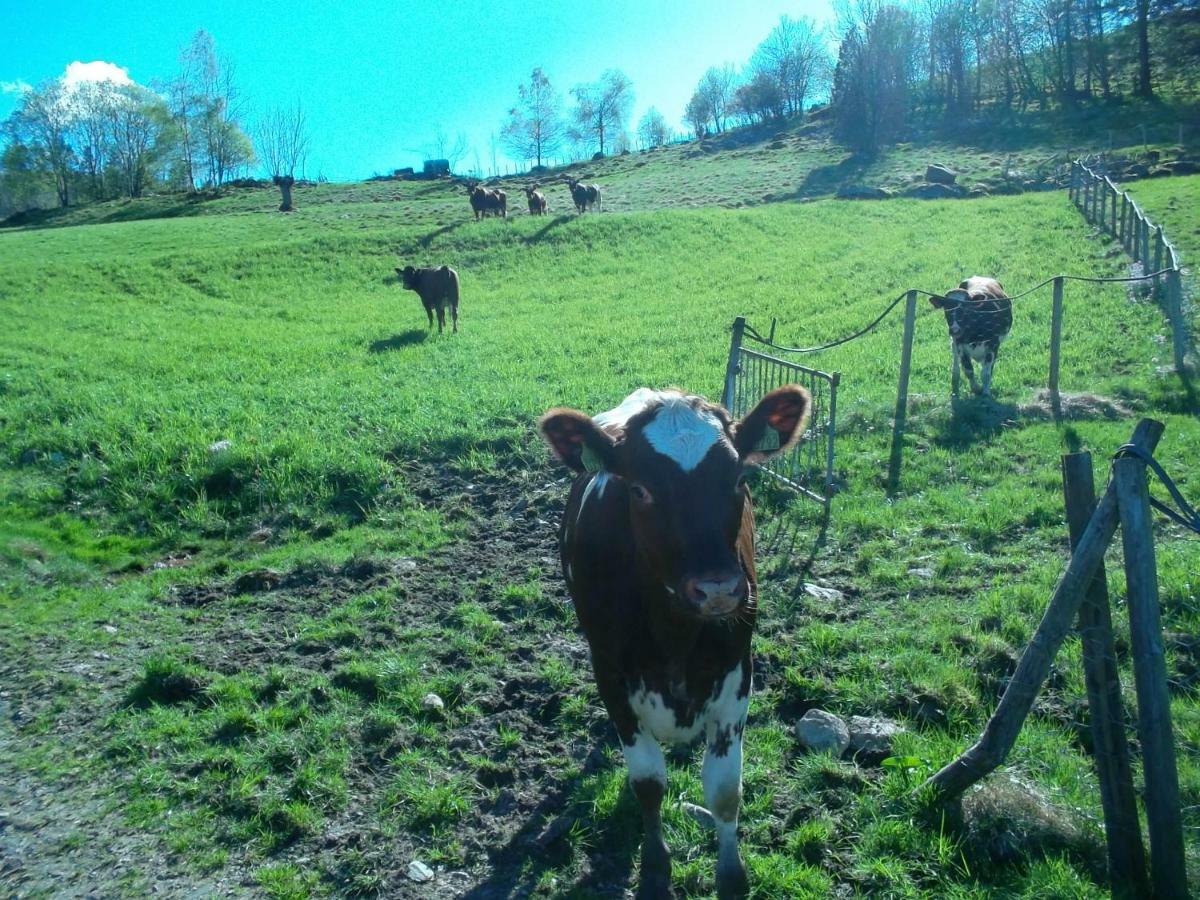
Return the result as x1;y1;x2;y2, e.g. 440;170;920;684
1112;444;1200;537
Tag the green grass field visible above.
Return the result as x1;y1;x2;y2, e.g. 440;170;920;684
1;153;1197;898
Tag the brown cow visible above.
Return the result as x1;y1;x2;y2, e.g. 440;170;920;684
565;176;601;213
395;265;459;333
524;185;548;215
929;276;1012;397
465;184;507;220
540;385;811;900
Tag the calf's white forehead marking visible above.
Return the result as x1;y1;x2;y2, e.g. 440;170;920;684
593;387;667;430
642;396;729;472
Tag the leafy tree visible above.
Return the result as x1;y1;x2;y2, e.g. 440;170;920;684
106;84;170;198
683;92;712;138
734;71;785;124
8;80;75;206
832;2;919;152
571;69;634;157
501;67;566;168
178;29;253;187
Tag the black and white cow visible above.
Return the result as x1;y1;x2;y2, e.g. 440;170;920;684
540;385;811;900
929;276;1013;397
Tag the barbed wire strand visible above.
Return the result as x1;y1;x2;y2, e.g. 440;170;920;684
744;267;1182;355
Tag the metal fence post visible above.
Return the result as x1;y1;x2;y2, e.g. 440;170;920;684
1114;457;1188;899
1153;226;1164;294
824;372;840;507
886;290;919;496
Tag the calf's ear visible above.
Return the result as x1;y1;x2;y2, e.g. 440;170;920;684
733;385;811;464
540;409;619;473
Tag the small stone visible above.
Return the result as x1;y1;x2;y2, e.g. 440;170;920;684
394;558;418;572
795;709;850;756
101;625;118;635
908;567;935;579
846;715;905;756
248;527;273;543
803;583;844;602
208;439;233;454
422;692;445;712
406;860;434;883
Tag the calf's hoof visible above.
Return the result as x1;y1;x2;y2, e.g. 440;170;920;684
635;870;672;900
716;858;750;899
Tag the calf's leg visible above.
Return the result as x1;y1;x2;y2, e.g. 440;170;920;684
451;303;459;333
625;730;672;900
959;350;981;395
981;347;997;396
950;342;962;397
436;304;446;334
704;720;749;899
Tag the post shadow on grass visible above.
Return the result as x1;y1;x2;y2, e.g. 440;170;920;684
933;396;1022;450
459;730;642;900
522;214;572;245
369;330;428;352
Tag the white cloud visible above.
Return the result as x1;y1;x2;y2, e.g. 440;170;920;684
62;60;132;91
1;79;32;95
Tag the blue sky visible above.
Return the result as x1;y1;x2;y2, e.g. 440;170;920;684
1;0;836;182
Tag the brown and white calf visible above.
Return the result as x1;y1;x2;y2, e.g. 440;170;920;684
929;276;1013;397
540;385;810;900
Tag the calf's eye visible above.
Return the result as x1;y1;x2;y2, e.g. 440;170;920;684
629;483;653;504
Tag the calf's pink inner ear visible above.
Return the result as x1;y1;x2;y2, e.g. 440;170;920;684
766;397;807;436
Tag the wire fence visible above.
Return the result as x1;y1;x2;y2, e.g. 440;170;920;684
1069;158;1190;371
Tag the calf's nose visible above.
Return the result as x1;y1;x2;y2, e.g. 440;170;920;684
683;574;747;616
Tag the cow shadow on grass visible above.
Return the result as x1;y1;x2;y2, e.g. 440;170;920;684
522;214;573;245
369;329;428;352
931;388;1142;450
460;732;643;900
417;220;468;247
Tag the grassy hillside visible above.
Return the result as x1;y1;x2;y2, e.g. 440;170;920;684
1;161;1198;898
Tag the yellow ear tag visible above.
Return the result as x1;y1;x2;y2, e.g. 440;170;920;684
581;446;603;472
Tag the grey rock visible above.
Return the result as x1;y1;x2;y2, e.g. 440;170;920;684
846;715;905;755
795;709;850;756
925;164;957;184
208;439;233;454
836;184;891;200
422;692;445;712
681;801;715;828
904;183;965;199
803;583;844;602
407;860;435;883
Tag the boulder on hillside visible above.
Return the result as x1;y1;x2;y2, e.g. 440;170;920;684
836;184;892;200
926;164;958;184
1162;160;1199;175
904;183;966;199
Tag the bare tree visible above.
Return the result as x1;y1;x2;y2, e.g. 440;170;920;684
180;30;253;187
637;107;670;148
684;92;712;138
257;100;309;211
571;69;634;157
429;124;470;171
501;67;566;169
750;15;831;118
71;80;116;199
696;64;739;133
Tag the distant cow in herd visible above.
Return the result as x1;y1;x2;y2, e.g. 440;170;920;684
466;183;507;220
524;185;548;215
566;176;601;213
929;276;1013;397
395;264;460;334
540;385;811;900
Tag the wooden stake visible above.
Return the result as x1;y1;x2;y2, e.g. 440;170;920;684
923;420;1165;801
886;290;918;496
1115;457;1188;899
1062;453;1149;899
1048;276;1065;416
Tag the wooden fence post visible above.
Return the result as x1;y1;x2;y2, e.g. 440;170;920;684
1120;193;1129;252
722;316;746;411
922;420;1165;801
1062;454;1149;899
886;290;918;496
1154;226;1164;293
1114;457;1188;899
1167;266;1188;373
1048;276;1065;416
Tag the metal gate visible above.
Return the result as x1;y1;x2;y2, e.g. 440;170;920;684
721;316;840;509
